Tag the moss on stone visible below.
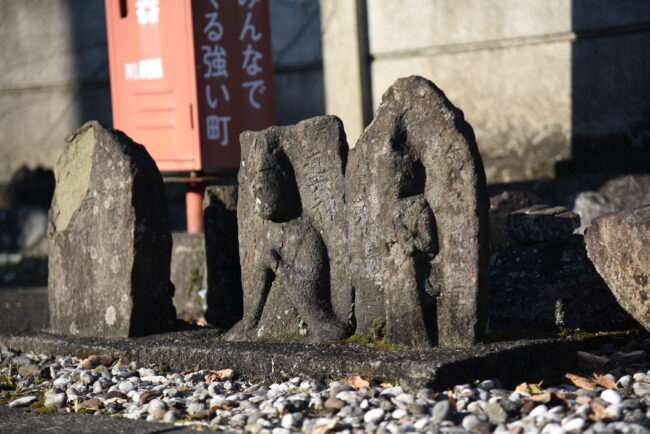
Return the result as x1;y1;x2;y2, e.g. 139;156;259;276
332;318;407;351
32;407;57;414
52;124;95;232
371;317;387;341
78;408;96;414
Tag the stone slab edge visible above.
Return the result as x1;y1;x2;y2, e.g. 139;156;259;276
0;330;575;390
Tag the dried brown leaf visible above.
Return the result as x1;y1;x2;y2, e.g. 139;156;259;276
593;373;618;389
180;369;194;376
565;373;597;390
205;373;219;385
447;390;457;406
215;368;234;380
347;375;372;389
525;392;551;403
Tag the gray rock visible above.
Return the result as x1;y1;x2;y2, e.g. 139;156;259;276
170;232;206;321
571;191;619;234
586;206;650;332
48;121;176;337
599;175;650;211
225;115;351;343
17;364;46;379
431;399;454;422
490;235;634;331
506;205;579;244
203;185;242;328
346;76;489;348
484;402;508;425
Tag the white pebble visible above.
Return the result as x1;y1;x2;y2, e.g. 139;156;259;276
281;414;296;428
562;417;585;431
8;396;37;407
392;409;407;419
601;389;622;404
118;381;135;394
364;408;385;424
529;404;549;418
541;422;566;434
413;418;429;431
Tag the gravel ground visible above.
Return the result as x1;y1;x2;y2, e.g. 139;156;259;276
2;337;650;433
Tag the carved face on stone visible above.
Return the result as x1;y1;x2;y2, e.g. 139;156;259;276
249;136;300;222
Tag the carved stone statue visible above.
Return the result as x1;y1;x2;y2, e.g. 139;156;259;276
225;116;351;343
346;76;490;348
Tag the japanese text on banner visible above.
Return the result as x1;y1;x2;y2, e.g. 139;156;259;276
239;0;266;110
202;0;231;146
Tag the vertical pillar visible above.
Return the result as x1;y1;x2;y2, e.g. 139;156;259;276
186;182;205;234
319;0;371;146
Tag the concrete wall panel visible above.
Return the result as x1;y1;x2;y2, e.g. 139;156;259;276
371;42;572;182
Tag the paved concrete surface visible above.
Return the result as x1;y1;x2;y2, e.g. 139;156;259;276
0;286;48;334
0;329;575;390
0;405;205;433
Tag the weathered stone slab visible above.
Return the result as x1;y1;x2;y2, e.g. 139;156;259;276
346;76;490;348
225;116;352;343
585;206;650;331
506;205;580;244
203;185;242;328
0;330;576;391
48;121;176;338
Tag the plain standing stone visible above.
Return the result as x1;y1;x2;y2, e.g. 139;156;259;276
585;206;650;332
48;121;176;337
347;76;489;348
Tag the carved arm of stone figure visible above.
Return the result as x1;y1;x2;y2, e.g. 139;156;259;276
383;194;438;346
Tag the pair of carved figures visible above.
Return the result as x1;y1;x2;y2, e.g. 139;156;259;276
225;76;490;348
